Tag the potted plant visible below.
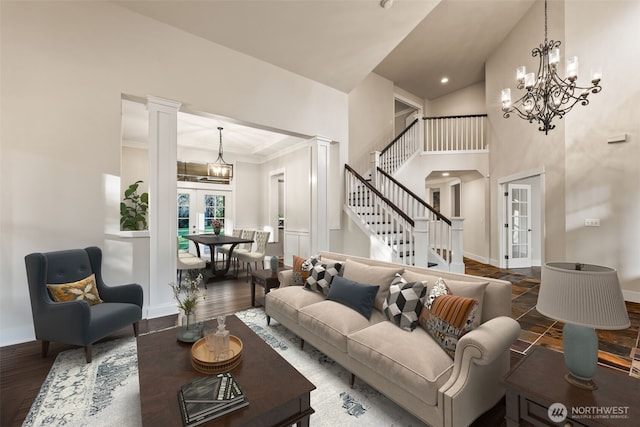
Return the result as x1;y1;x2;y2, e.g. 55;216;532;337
170;273;205;342
120;180;149;231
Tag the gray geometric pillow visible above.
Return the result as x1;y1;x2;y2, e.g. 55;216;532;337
304;260;343;296
383;274;427;331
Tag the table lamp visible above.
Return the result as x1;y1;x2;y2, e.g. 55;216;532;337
537;262;630;390
265;242;284;271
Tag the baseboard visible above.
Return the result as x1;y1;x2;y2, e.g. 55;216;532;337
463;251;489;264
623;289;640;304
0;324;35;347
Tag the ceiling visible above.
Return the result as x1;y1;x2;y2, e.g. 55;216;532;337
117;0;536;154
121;99;309;158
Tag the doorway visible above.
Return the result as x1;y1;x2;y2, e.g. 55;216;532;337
498;171;543;269
269;170;285;243
177;187;232;258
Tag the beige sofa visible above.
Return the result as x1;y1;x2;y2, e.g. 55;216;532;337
264;251;520;427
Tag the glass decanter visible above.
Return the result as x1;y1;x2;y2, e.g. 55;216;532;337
214;315;230;361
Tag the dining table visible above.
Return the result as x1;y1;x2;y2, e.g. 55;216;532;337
183;234;254;282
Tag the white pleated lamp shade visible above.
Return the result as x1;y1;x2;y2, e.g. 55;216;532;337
537;262;630;330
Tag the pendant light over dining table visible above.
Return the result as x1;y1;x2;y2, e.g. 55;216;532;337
207;126;233;182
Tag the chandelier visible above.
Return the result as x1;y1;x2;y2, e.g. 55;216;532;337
501;0;601;134
207;127;233;181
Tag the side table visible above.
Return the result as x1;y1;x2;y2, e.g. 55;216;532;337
503;345;639;426
250;268;284;307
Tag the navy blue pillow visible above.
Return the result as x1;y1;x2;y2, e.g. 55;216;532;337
326;276;380;319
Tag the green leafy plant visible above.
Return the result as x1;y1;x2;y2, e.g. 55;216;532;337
120;180;149;230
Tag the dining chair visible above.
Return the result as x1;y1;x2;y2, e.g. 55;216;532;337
217;228;242;265
232;229;256;274
236;230;271;280
176;237;207;288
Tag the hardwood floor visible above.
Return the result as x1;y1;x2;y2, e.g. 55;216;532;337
0;277;254;427
2;260;638;426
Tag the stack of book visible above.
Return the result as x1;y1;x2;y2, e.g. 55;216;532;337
177;372;249;426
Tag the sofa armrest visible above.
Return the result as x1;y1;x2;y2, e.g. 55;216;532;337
441;316;520;392
277;270;294;287
457;316;520;365
438;316;520;427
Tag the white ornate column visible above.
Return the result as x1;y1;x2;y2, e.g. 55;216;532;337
147;96;181;318
310;136;331;255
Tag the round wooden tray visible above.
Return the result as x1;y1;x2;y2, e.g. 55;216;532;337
191;335;243;375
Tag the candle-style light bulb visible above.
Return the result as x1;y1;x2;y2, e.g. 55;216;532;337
567;56;579;80
525;73;536;89
501;88;512;110
549;47;560;65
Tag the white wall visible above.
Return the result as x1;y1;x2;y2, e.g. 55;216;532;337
486;0;640;299
427;81;487;116
564;0;640;299
0;1;347;345
348;73;395;174
461;175;489;263
486;0;566;266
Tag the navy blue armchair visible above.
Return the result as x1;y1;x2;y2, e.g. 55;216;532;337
25;246;143;363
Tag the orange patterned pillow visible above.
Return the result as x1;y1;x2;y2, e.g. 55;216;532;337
289;255;309;286
419;294;478;358
47;274;103;306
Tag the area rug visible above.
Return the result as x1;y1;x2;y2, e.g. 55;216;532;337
25;308;425;426
23;337;141;426
235;308;426;426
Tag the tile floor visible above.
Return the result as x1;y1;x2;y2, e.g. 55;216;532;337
463;259;640;374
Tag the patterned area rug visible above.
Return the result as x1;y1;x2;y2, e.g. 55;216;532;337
23;337;141;426
24;308;425;426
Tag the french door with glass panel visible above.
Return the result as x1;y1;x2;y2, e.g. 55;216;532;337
177;188;227;258
507;183;532;268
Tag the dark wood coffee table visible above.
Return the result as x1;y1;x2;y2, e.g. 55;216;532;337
137;315;315;426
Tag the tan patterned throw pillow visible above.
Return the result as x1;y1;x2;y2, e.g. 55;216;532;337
47;274;103;306
419;293;478;358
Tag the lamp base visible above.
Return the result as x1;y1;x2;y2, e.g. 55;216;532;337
565;373;598;390
562;323;599;390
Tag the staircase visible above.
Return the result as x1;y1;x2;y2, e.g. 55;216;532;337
344;115;487;272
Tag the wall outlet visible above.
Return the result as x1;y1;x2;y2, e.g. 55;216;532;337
584;218;600;227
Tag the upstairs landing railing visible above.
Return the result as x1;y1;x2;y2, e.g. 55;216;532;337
424;114;487;152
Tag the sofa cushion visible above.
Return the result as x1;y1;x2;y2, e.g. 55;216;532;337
304;258;344;295
382;274;427;331
348;321;453;406
298;300;386;353
327;276;379;320
265;286;325;325
402;270;488;328
342;259;404;311
47;274;103;306
419;294;478;359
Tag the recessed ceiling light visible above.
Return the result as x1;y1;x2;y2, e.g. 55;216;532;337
441;77;449;84
442;172;450;177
